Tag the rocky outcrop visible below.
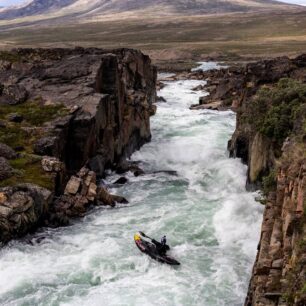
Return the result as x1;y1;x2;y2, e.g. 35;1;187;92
0;184;53;244
0;47;156;243
50;166;128;223
208;55;306;305
245;151;306;306
188;55;306;112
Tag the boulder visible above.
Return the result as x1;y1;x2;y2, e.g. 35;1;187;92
113;177;128;185
96;186;128;207
34;136;58;156
190;101;222;111
52;194;89;218
86;182;97;202
111;194;129;204
96;186;116;207
116;160;144;176
0;184;52;243
64;176;81;195
41;156;64;172
8;113;23;123
0;84;28;105
0;157;13;180
0;143;17;159
157;96;166;103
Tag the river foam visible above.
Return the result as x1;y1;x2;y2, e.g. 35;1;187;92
0;73;263;306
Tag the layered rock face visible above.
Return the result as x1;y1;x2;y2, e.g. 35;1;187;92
200;55;306;305
0;47;156;243
245;153;306;306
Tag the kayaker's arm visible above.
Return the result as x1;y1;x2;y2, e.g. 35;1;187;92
152;239;161;246
152;239;170;250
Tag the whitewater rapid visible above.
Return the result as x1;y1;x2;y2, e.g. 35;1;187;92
0;73;263;306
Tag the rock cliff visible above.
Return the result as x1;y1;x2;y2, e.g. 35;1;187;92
0;47;156;243
198;55;306;305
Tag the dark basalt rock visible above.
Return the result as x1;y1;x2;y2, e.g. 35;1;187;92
116;160;144;175
0;143;17;159
113;177;128;185
8;113;23;123
0;47;157;244
0;184;53;243
157;96;166;103
152;170;178;176
0;157;13;180
0;84;28;105
88;155;106;178
33;136;59;156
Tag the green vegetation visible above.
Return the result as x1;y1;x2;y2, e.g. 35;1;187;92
262;170;277;195
248;78;306;147
0;100;68;189
0;51;22;63
0;100;68;126
0;154;54;189
302;283;306;294
0;125;28;149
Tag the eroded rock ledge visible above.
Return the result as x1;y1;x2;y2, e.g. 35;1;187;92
0;47;157;243
195;55;306;305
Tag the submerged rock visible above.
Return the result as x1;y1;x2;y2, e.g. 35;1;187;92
96;186;129;207
113;177;128;185
116;160;145;176
157;96;167;103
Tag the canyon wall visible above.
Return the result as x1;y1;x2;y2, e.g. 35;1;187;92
0;47;156;243
196;56;306;305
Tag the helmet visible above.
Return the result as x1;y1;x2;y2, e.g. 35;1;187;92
134;233;141;241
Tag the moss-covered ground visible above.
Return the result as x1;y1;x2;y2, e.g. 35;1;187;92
0;100;68;190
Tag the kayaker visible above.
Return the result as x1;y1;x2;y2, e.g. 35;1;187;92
161;235;167;246
151;235;168;256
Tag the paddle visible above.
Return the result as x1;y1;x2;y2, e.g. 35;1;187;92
139;232;170;250
139;231;153;240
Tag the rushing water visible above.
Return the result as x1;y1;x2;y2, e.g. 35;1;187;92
0;72;263;306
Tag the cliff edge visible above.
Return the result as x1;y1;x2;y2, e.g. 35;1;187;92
195;55;306;305
0;47;156;243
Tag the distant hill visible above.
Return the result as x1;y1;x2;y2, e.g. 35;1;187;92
0;0;300;20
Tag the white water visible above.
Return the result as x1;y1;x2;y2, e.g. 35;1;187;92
191;62;227;72
0;74;263;306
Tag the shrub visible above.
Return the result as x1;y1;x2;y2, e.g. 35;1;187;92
248;78;306;147
0;100;68;126
262;170;277;195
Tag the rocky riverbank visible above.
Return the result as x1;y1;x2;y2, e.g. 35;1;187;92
191;55;306;305
0;47;157;244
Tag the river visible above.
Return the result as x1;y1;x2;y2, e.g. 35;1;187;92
0;68;263;306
